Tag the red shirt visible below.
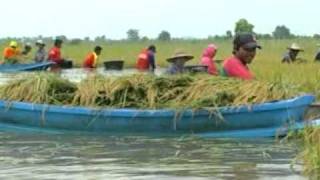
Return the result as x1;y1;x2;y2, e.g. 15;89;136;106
3;47;19;59
136;49;149;70
223;56;254;80
83;52;98;68
48;47;62;64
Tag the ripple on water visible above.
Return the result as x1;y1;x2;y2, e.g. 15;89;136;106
0;132;306;179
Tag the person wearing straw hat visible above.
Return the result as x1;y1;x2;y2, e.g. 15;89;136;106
315;44;320;61
223;33;261;80
34;40;47;62
166;51;194;75
2;41;21;64
282;43;304;63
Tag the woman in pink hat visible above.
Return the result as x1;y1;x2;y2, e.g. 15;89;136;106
200;44;218;75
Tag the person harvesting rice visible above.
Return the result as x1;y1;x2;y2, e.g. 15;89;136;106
34;40;47;62
200;44;218;75
282;43;305;63
315;44;320;61
136;45;157;72
166;51;194;75
223;33;261;80
48;38;72;68
2;41;21;64
83;46;103;69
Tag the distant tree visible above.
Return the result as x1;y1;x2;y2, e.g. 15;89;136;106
234;19;254;34
313;34;320;39
226;30;233;38
94;35;106;42
256;33;272;39
127;29;140;41
84;37;90;41
70;38;82;45
273;25;291;39
141;36;149;41
158;30;171;41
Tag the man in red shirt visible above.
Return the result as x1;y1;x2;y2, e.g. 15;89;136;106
83;46;103;68
136;45;156;72
48;38;65;65
223;33;261;80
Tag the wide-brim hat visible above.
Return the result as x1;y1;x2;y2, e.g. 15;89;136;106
287;43;304;51
166;51;194;63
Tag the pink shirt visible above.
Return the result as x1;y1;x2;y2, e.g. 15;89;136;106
223;56;254;80
200;44;218;75
201;57;217;75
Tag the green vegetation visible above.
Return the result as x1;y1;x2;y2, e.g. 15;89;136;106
291;127;320;178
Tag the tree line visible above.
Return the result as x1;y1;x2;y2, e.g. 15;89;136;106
1;18;319;44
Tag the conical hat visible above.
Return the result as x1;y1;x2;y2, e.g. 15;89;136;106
166;51;194;63
287;43;303;51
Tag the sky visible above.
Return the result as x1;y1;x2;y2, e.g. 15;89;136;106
0;0;318;39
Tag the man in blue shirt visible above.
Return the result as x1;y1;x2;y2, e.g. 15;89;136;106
166;51;194;75
282;43;304;63
315;44;320;61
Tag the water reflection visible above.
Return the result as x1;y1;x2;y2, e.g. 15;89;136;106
0;131;305;179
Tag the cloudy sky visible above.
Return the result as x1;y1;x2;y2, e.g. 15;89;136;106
0;0;318;39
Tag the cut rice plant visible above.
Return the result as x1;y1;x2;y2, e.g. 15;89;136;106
0;73;301;109
0;72;77;105
71;74;300;109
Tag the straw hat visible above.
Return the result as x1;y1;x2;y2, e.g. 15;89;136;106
166;51;194;63
287;43;304;51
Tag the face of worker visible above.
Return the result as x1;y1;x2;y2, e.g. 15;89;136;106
236;46;257;64
38;44;45;50
174;58;188;67
25;46;32;53
96;49;102;56
289;50;299;59
56;42;62;48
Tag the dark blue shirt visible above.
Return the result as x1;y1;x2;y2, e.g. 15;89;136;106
147;51;156;71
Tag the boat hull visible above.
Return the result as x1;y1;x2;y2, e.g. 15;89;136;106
0;95;315;135
0;62;55;72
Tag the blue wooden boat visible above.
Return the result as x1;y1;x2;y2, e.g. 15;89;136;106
0;95;315;137
0;62;55;72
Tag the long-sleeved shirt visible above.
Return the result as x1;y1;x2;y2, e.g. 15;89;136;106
83;52;98;68
223;56;254;80
48;47;63;64
34;48;46;62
